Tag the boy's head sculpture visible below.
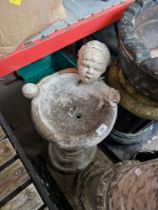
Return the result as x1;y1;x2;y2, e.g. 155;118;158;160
77;40;111;84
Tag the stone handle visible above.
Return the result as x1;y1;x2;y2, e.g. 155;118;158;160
22;83;39;99
97;88;120;110
105;88;120;105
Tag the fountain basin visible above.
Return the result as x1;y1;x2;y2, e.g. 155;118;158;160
25;69;117;149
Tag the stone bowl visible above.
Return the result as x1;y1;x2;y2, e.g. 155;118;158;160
119;0;158;101
22;69;118;149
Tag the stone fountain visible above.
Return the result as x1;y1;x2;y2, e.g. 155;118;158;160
22;40;120;173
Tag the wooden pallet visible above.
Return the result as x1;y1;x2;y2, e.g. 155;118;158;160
0;118;55;210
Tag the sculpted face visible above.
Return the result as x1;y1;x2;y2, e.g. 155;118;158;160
78;48;106;83
77;40;111;83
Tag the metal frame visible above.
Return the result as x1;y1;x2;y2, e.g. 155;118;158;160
0;0;134;77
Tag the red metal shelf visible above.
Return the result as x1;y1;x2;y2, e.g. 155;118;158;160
0;0;134;77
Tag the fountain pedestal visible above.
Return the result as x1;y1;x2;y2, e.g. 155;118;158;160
49;144;96;173
22;69;119;173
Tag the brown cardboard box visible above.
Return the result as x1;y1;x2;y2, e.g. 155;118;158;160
0;0;66;56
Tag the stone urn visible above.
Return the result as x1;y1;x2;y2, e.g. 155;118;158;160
22;68;119;173
75;159;158;210
119;0;158;101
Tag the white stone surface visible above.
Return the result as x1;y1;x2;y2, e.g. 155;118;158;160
77;40;111;84
22;83;39;99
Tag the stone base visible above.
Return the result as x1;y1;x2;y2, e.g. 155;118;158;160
49;143;97;174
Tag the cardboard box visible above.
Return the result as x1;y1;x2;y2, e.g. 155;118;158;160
0;0;66;56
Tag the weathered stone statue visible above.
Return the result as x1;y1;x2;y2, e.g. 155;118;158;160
75;159;158;210
22;41;120;173
77;40;111;84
